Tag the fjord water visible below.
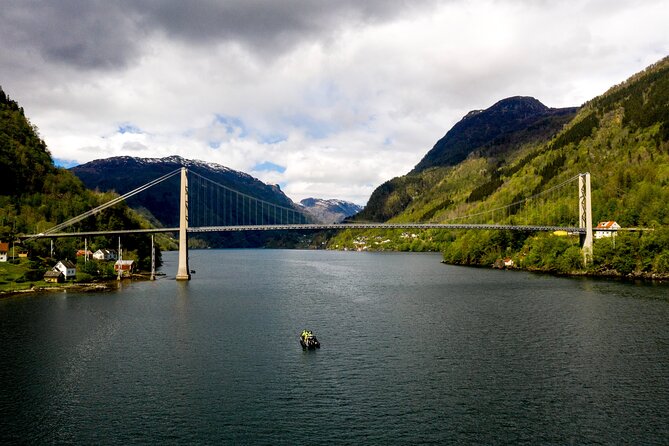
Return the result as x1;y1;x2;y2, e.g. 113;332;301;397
1;250;668;444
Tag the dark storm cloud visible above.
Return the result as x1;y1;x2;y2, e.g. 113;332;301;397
135;0;436;48
1;0;438;70
1;0;144;69
3;0;666;204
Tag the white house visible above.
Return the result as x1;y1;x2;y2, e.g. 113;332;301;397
53;260;77;280
595;221;621;239
93;249;118;261
0;242;8;262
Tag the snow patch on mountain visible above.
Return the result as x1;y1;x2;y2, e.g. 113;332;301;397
299;198;363;223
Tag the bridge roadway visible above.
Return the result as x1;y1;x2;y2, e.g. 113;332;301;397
20;223;586;239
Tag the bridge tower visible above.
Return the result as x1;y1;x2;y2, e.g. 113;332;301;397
579;172;593;266
176;167;191;280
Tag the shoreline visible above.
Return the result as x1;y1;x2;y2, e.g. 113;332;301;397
526;266;669;282
3;259;667;299
0;282;117;299
0;273;161;299
447;260;669;282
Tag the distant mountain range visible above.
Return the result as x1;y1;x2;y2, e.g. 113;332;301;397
70;155;300;228
299;198;363;223
71;155;366;227
69;155;373;247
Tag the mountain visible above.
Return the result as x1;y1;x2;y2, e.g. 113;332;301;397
412;96;577;173
300;198;363;223
71;155;311;248
357;96;577;222
71;155;302;228
331;56;669;277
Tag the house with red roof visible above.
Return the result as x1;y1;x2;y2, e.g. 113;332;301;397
594;221;621;239
0;242;8;262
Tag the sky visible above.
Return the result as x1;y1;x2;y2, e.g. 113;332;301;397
1;1;668;205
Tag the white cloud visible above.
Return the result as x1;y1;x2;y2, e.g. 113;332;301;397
1;0;667;205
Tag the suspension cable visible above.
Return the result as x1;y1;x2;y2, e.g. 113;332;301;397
445;174;582;223
28;168;182;240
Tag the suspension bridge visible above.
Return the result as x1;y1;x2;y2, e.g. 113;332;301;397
20;168;597;279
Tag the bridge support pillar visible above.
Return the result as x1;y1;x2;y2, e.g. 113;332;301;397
176;167;191;280
579;172;593;266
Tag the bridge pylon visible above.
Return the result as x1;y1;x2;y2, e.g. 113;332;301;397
579;172;593;266
176;167;191;280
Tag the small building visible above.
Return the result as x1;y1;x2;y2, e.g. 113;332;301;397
595;221;621;239
44;270;64;283
93;249;118;261
114;259;135;277
53;260;77;280
0;242;8;262
493;257;515;269
76;249;93;258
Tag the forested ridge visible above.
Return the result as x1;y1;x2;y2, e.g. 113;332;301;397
0;87;160;285
334;56;669;278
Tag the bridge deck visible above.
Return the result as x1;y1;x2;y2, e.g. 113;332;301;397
20;223;586;239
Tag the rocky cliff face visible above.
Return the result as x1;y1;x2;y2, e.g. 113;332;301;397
299;198;363;223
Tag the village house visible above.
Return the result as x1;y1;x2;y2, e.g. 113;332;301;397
93;249;118;261
595;221;621;239
0;242;8;262
43;270;64;283
493;257;515;269
53;260;77;280
76;249;93;258
114;259;135;277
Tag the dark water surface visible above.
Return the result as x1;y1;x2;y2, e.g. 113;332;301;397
1;250;668;444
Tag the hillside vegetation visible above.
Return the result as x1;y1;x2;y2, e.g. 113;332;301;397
0;87;161;288
335;57;669;278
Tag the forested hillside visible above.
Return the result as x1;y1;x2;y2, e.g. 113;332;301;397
334;57;669;278
357;97;577;222
0;87;159;278
0;89;54;197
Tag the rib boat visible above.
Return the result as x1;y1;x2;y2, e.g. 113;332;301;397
299;330;320;350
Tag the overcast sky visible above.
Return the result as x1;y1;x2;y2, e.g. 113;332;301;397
1;0;667;205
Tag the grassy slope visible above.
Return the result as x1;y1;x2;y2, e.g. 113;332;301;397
330;56;669;277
